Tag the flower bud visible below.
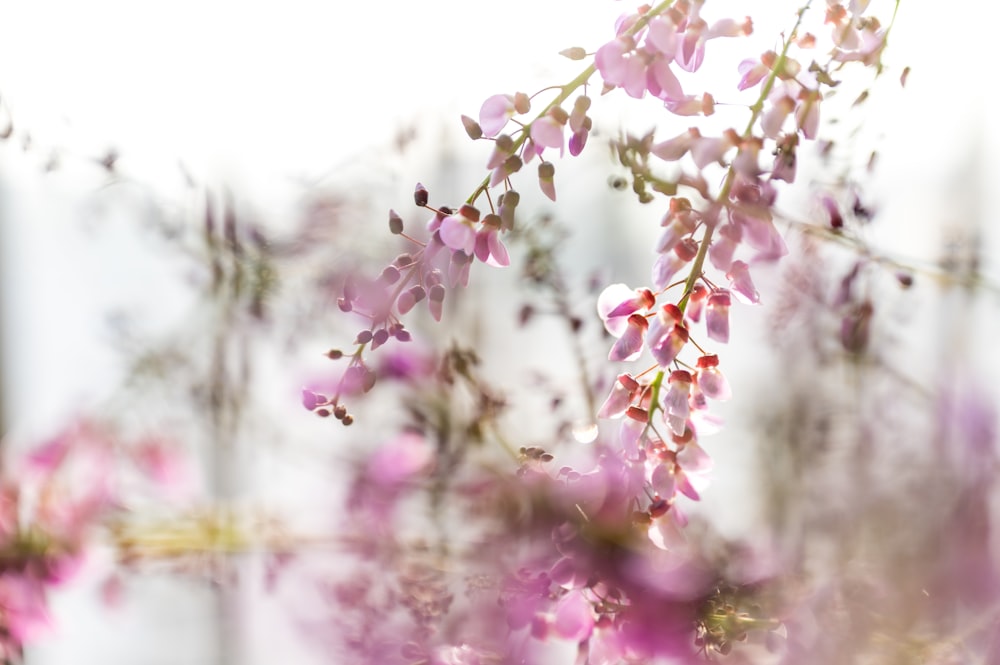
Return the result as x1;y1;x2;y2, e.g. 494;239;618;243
388;209;404;235
460;114;483;140
413;183;429;207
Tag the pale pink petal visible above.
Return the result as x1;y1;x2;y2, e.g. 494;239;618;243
646;16;678;56
486;230;510;267
651;128;698;161
726;260;761;304
647;59;684;101
595;39;629;86
553;591;594;641
705;290;731;343
697;367;731;401
478;94;515;137
439;216;475;254
530;116;564;150
597;283;638;336
677;440;713;474
608;315;647;361
650;463;677;499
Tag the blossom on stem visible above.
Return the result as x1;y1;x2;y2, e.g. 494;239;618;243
473;214;510;267
705;289;731;343
663;370;693;436
598;283;655;336
737;53;772;90
726;260;761;304
695;354;731;400
439;204;480;255
598;373;642;419
609;314;649;362
479;94;515;137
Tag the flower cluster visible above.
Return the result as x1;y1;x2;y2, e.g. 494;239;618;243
305;184;519;422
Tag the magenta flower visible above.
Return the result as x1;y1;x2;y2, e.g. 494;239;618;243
372;433;431;485
553;590;595;642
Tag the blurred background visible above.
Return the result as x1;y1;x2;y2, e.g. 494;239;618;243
0;1;998;663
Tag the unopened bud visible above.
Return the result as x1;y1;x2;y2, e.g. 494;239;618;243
371;329;390;349
458;204;480;223
559;46;587;61
326;349;343;360
380;265;401;284
548;106;569;125
460;115;483;140
513;92;531;115
388;209;404;234
413;183;429;207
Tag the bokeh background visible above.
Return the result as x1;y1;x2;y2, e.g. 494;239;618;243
1;1;998;663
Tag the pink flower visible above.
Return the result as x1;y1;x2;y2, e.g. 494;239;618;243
709;223;741;272
530;114;565;154
726;260;761;304
796;89;822;139
473;214;509;267
663;370;693;436
553;590;595;641
695;355;731;400
595;37;648;99
609;314;648;362
651;237;698;290
738;55;770;90
647;309;689;367
598;283;655;336
538;161;556;201
665;92;715;116
599;373;642;419
690;130;738;169
478;94;515;137
705;289;731;343
366;432;433;488
439;204;480;254
686;284;708;323
651;127;699;161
